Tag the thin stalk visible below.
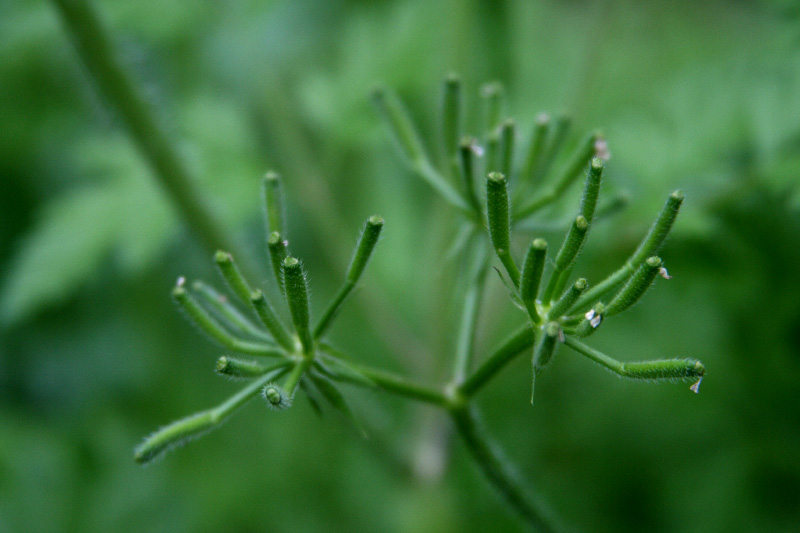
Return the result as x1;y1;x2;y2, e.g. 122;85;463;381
515;113;550;200
563;336;705;383
487;172;520;287
534;114;571;182
460;324;536;398
441;74;463;177
134;368;288;464
314;216;384;339
515;133;596;220
372;87;473;217
319;344;447;406
262;171;286;236
500;119;516;181
284;358;312;395
267;232;288;295
216;357;291;380
452;247;489;385
458;137;483;216
574;190;683;309
450;406;559;533
250;290;296;352
283;257;313;356
192;281;271;342
51;0;251;271
173;282;284;357
541;215;589;303
520;238;548;323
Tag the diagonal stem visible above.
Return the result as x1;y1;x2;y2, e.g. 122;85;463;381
450;406;560;532
51;0;254;274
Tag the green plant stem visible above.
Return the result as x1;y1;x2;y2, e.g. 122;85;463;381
459;324;536;398
51;0;250;271
319;344;447;406
250;290;296;352
450;406;558;532
314;216;384;339
134;369;288;464
574;190;683;309
452;251;488;385
173;284;285;357
192;281;271;342
284;358;312;395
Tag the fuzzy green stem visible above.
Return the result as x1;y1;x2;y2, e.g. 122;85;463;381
173;281;284;357
459;137;483;215
216;357;290;380
515;132;596;219
500;119;516;180
283;358;312;395
580;158;604;221
314;216;384;339
604;256;662;317
250;289;295;352
283;257;313;355
541;215;589;303
450;406;559;532
214;251;253;306
267;232;288;294
192;281;271;342
319;344;447;406
262;171;286;237
487;172;520;287
460;324;536;398
134;368;288;464
563;337;705;383
548;278;588;319
575;190;683;309
520;238;548;323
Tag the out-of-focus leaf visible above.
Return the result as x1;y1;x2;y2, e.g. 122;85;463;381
0;186;120;325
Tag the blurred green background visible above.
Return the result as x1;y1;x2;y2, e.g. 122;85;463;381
2;0;799;531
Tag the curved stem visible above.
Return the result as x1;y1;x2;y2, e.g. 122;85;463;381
450;406;560;532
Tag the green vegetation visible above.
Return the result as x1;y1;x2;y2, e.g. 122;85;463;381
2;0;799;531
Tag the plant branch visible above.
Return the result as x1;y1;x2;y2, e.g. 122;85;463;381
319;345;447;406
459;324;536;398
450;406;559;532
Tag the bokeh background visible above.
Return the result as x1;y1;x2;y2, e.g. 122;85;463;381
2;0;799;531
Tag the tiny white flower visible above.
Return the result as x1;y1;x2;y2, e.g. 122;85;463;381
590;315;602;328
659;267;671;279
690;377;703;394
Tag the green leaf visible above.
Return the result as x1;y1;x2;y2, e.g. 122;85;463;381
1;187;120;324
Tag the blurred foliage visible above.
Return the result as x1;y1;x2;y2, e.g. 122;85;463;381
1;0;799;531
